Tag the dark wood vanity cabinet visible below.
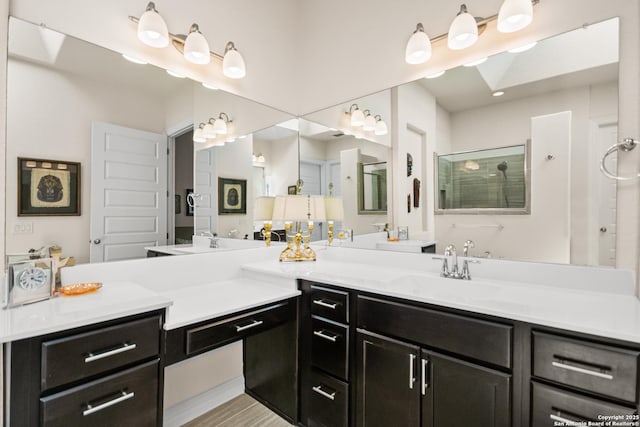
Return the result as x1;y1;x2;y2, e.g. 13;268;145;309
356;296;512;427
6;309;165;427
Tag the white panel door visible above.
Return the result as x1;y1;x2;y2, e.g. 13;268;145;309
596;123;618;266
91;121;167;263
194;148;216;235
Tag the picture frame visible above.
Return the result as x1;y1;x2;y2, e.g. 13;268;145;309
4;258;55;307
288;185;297;195
218;178;247;215
17;158;81;216
186;189;194;216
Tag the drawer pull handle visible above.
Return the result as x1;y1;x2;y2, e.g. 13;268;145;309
312;385;336;401
409;354;416;389
550;414;583;424
235;320;264;332
421;358;429;395
313;299;338;309
83;391;135;416
84;343;137;363
552;361;614;380
314;330;338;342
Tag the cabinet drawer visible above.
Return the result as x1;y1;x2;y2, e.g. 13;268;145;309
310;285;348;324
41;315;161;391
531;381;636;427
40;359;159;427
357;295;512;368
186;299;295;356
311;316;349;381
533;332;639;402
307;369;348;427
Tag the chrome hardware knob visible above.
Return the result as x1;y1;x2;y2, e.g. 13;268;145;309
600;227;607;233
93;239;101;244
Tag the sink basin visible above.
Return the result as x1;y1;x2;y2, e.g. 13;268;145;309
175;246;226;254
391;274;502;301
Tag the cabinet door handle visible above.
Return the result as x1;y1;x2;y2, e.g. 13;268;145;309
552;361;613;380
550;414;584;424
421;358;429;395
312;385;336;401
409;354;416;389
84;343;137;363
83;391;135;416
313;299;338;309
314;330;338;342
235;320;264;332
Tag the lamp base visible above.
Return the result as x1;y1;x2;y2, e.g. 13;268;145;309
279;232;316;262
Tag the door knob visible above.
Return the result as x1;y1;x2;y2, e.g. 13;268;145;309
93;239;102;244
599;227;607;233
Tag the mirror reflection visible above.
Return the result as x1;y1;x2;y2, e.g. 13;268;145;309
436;143;529;213
359;161;388;213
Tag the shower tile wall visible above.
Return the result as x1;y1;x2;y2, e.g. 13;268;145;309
439;154;526;210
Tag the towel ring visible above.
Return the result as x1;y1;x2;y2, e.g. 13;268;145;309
600;138;639;180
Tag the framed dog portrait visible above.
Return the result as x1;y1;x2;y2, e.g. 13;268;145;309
218;177;246;215
17;158;81;216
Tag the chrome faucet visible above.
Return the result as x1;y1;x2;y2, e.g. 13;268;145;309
443;244;460;278
463;240;475;257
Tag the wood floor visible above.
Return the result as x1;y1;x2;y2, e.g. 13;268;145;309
182;394;292;427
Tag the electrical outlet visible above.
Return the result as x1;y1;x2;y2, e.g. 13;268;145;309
13;222;33;234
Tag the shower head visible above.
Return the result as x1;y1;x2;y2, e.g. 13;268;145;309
497;161;508;172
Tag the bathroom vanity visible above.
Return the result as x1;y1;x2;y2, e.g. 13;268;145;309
2;246;640;426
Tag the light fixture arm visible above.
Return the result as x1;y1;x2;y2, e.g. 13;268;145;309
374;115;382;121
363;109;372;117
349;103;360;114
218;112;230;122
145;2;158;13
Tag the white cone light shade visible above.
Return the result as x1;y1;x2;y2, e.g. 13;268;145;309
223;49;247;79
374;120;388;135
213;118;228;135
363;115;377;131
137;6;169;48
193;127;206;143
184;28;211;65
405;30;432;64
498;0;533;33
448;9;478;50
351;109;365;127
202;122;217;138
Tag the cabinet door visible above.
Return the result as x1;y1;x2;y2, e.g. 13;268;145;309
356;331;420;427
421;350;511;427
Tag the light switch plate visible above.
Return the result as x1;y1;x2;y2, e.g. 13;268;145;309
13;222;33;234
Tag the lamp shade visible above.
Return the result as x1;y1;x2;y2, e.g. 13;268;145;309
193;125;206;143
202;121;217;138
448;6;478;50
213;117;228;135
363;114;377;131
184;24;211;65
497;0;533;33
405;26;432;64
325;197;344;221
137;2;169;48
254;196;275;221
374;119;388;136
223;47;247;79
272;195;326;222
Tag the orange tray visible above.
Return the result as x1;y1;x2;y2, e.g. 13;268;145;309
59;282;103;296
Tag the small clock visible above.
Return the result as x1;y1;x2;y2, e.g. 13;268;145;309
5;258;54;307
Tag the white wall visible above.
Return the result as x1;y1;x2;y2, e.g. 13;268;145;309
6;58;169;263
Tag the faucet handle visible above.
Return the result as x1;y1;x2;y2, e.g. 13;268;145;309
463;240;475;256
444;244;456;256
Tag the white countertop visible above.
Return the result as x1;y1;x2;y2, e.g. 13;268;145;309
242;257;640;344
375;239;437;253
0;281;172;343
160;278;300;330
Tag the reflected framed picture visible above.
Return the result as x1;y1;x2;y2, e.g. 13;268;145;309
218;177;246;215
287;185;297;195
17;158;81;216
186;189;194;216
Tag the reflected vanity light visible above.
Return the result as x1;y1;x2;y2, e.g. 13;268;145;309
130;2;247;79
492;91;505;97
343;105;387;138
193;123;207;143
349;104;365;127
122;54;148;64
374;115;388;135
405;0;539;64
508;41;537;53
362;110;377;131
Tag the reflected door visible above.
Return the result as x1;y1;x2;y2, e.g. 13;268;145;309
300;161;323;241
90;121;167;262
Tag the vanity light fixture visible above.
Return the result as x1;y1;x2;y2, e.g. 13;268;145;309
362;110;377;131
448;4;479;50
213;113;230;135
252;153;266;163
136;2;169;48
130;3;247;79
193;123;207;143
374;115;388;135
405;0;539;64
405;23;432;65
225;120;236;142
222;42;247;79
350;104;365;127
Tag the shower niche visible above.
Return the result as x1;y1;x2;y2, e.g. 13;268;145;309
435;142;530;214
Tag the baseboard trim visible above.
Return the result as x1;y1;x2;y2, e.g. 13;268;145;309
163;376;245;427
